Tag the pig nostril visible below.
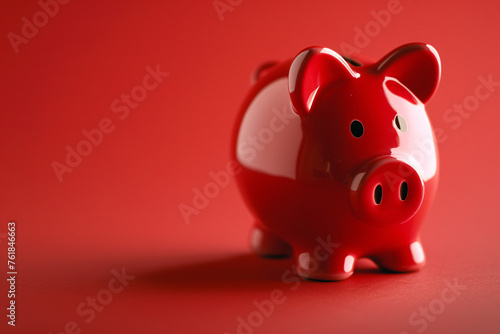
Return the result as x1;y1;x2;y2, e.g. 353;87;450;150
374;185;382;205
350;120;364;138
400;182;408;201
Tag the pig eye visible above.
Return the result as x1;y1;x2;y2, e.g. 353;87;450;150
350;120;364;138
394;115;408;132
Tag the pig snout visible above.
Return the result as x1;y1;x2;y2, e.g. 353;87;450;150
349;158;424;226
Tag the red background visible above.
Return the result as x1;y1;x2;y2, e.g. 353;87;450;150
1;0;499;333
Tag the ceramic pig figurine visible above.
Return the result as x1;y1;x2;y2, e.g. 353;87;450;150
232;43;441;281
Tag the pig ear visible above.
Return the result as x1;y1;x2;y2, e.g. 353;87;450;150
289;47;360;117
376;43;441;103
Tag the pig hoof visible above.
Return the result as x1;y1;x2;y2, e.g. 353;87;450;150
372;241;426;272
250;226;292;258
296;253;356;281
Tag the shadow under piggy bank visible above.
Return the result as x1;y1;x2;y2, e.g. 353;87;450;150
136;254;389;292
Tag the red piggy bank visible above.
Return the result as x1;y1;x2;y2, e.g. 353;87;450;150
232;43;441;281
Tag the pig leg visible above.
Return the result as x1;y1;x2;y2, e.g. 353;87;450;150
371;241;426;272
295;250;356;281
250;223;292;258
